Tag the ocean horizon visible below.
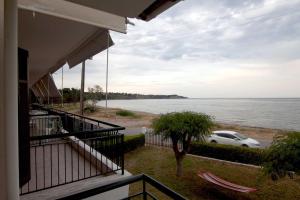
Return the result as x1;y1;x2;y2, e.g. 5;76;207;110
97;98;300;131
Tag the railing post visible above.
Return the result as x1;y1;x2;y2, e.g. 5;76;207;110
143;178;147;200
121;134;124;175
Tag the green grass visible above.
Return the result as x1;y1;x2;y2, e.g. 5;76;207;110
124;134;144;141
125;146;300;200
116;110;137;117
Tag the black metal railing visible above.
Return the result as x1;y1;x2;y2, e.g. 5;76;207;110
57;174;187;200
145;131;202;150
145;132;184;150
30;113;64;138
20;133;124;195
20;105;126;195
31;104;124;134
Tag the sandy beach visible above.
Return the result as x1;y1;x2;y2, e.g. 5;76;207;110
58;103;287;145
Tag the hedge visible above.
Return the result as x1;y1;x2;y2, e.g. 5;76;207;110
124;134;145;153
189;142;265;165
94;134;145;160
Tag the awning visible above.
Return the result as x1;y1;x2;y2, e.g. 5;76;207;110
67;29;113;68
18;9;113;86
18;0;127;33
18;0;182;87
31;74;61;101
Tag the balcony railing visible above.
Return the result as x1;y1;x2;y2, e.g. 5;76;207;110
31;104;124;135
56;174;187;200
20;105;125;195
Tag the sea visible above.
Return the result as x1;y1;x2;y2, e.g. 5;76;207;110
97;98;300;131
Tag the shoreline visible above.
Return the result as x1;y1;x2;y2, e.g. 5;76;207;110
57;103;290;143
96;98;300;132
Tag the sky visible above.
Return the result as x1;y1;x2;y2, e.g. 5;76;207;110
53;0;300;98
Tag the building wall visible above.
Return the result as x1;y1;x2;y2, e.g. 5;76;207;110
0;0;20;199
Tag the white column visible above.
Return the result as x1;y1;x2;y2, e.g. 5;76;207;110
0;0;20;199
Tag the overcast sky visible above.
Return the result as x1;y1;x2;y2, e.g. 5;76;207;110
53;0;300;98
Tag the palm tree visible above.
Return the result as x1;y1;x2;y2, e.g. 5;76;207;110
152;111;214;177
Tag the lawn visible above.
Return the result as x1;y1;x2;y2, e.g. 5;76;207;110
125;146;300;200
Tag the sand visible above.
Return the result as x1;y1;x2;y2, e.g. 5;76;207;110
58;103;287;143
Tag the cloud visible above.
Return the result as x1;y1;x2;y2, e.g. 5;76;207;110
53;0;300;98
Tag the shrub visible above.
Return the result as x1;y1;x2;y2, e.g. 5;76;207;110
124;134;145;153
116;110;136;117
84;103;97;113
263;132;300;180
189;142;264;165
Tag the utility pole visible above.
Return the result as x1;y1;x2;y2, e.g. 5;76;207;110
105;31;110;116
80;60;85;115
61;66;64;107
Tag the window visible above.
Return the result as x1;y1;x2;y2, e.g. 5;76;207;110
234;133;248;140
217;133;236;139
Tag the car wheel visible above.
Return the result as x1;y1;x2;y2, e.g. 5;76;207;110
211;140;217;144
242;144;248;147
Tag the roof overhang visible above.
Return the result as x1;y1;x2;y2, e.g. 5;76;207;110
66;0;182;21
138;0;182;21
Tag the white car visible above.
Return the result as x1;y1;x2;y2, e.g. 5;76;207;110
207;130;261;148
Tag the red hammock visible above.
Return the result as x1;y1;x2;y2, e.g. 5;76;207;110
198;172;257;193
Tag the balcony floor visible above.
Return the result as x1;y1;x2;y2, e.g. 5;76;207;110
20;174;131;200
20;140;107;195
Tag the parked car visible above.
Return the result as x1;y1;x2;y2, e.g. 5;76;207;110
207;130;261;148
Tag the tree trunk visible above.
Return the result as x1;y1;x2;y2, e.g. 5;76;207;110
172;139;185;177
176;155;184;177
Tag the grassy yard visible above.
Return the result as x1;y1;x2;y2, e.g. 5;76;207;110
125;146;300;200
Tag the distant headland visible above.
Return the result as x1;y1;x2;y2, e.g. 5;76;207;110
106;93;187;100
58;88;187;101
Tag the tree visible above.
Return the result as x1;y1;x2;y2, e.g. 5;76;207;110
86;85;103;107
263;132;300;180
59;88;80;103
83;85;103;113
152;112;214;177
